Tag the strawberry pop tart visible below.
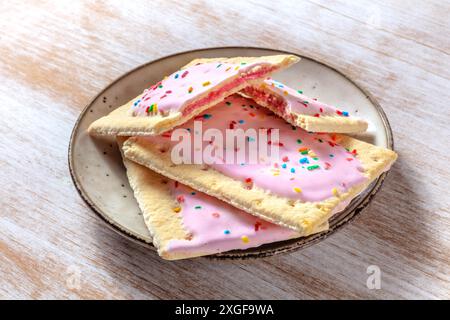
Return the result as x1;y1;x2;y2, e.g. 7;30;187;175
122;95;397;234
88;55;299;136
118;138;331;260
241;79;368;133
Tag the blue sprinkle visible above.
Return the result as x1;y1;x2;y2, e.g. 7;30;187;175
175;74;179;79
133;99;141;106
203;114;212;119
224;230;231;235
290;168;296;173
278;84;284;88
240;163;246;166
238;120;245;124
247;137;255;142
281;163;287;169
342;111;349;117
329;154;334;158
191;192;196;195
299;157;309;164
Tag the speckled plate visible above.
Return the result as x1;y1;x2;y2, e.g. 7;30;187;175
69;47;393;260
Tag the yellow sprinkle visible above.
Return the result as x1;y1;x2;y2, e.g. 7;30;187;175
241;235;249;243
293;187;302;193
283;90;288;96
225;67;231;71
202;81;211;87
308;150;317;157
273;172;280;176
332;188;339;197
173;207;181;213
260;83;267;89
234;66;240;70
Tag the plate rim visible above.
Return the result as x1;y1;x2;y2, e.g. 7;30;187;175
68;46;394;259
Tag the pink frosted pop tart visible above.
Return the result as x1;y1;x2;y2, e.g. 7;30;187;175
122;95;397;234
117;138;330;260
88;55;299;136
241;79;368;133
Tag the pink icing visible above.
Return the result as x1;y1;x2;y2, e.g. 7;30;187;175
166;181;299;254
180;66;276;116
242;79;353;118
144;95;367;202
130;61;274;117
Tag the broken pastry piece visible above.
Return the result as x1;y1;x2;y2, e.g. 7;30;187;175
88;55;299;136
241;79;368;133
123;95;397;235
117;138;329;260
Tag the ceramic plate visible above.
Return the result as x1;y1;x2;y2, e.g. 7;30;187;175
69;47;393;259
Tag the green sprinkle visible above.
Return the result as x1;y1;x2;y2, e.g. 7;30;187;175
297;90;303;94
241;62;247;65
195;205;202;209
307;165;320;171
291;126;297;131
225;101;232;106
297;139;302;144
303;101;309;104
216;63;222;68
313;157;319;160
158;85;163;88
301;150;309;155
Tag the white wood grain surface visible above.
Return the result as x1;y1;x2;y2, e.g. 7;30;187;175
0;0;449;299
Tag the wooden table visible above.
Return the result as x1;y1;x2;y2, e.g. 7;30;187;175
1;0;449;299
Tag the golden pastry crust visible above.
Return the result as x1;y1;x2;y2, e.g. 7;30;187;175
122;135;397;234
183;55;299;69
118;135;330;260
240;86;368;133
88;55;300;136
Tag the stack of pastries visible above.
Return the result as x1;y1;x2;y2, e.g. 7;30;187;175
89;55;397;260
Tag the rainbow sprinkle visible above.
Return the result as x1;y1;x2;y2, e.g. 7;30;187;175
299;157;309;164
332;188;339;196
